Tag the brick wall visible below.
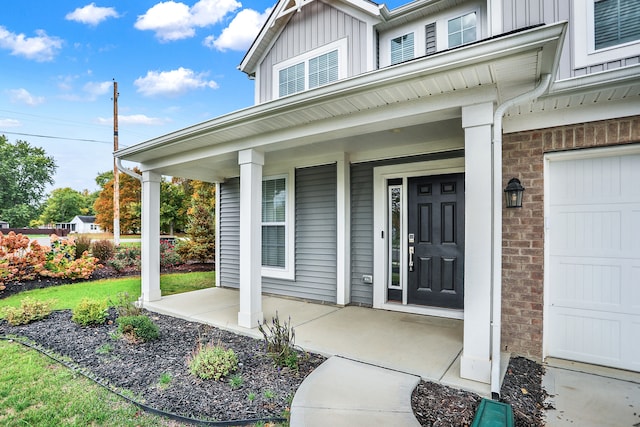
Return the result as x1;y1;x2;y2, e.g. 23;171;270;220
501;115;640;359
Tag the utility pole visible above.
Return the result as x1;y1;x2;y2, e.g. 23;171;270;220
113;80;120;246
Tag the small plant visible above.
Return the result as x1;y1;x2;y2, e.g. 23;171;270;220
263;389;276;399
229;374;243;389
258;312;300;370
109;292;141;317
108;330;122;341
96;343;113;354
72;298;108;326
74;235;92;260
247;392;256;402
187;341;238;381
160;240;182;268
91;239;114;263
117;315;160;343
158;372;172;389
3;297;55;326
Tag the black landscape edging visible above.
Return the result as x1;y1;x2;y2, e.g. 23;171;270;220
0;335;287;426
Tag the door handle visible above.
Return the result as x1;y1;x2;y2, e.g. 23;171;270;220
409;246;414;272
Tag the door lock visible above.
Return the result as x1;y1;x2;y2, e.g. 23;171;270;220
409;246;414;272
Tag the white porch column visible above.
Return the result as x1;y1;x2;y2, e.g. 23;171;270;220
238;149;264;328
141;170;161;303
460;102;494;383
336;153;351;306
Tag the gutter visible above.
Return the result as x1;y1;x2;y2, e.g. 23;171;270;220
115;157;142;181
490;73;552;398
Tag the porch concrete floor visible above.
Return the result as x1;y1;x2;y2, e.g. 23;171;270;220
143;287;493;397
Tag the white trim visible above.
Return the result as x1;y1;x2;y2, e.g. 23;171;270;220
272;38;348;99
380;302;464;319
572;0;640;69
372;157;465;311
215;181;221;288
336;153;351;305
261;171;296;280
542;143;640;361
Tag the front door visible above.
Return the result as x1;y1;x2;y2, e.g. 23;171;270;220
407;174;464;308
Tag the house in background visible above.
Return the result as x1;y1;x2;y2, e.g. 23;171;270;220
55;216;102;234
0;221;9;229
116;0;640;395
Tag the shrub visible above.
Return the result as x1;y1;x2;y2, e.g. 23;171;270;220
187;341;238;381
160;241;182;268
41;235;100;280
0;232;47;288
91;239;114;263
3;297;55;326
258;312;301;370
111;245;141;270
117;315;160;342
74;235;92;260
72;298;108;326
109;292;142;317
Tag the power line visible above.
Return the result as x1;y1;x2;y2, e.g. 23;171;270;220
0;130;123;145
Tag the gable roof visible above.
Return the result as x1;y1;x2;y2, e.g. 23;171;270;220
74;215;96;223
239;0;382;76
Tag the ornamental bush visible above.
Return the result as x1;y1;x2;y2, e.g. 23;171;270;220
91;239;114;263
187;341;238;381
258;312;301;370
117;315;160;343
3;297;55;326
72;298;108;326
0;232;47;288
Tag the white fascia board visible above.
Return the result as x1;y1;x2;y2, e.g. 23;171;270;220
116;22;565;163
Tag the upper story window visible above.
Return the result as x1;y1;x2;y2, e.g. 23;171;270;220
594;0;640;50
573;0;640;68
448;12;476;48
273;38;348;99
391;33;415;65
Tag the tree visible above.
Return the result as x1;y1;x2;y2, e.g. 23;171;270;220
160;179;188;235
177;181;216;263
0;135;57;226
93;169;141;233
38;188;91;225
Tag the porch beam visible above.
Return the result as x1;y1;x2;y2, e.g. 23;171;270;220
237;149;264;328
336;153;351;305
141;171;161;303
460;102;494;384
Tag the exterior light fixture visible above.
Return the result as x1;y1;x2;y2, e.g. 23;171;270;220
504;178;525;208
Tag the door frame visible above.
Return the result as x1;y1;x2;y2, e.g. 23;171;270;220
373;157;465;319
542;143;640;363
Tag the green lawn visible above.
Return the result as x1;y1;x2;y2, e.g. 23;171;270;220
0;271;215;314
0;341;185;426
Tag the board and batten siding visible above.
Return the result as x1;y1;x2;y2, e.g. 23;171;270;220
258;0;368;103
218;164;338;303
500;0;640;79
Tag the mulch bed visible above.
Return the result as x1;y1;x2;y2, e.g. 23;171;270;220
1;266;548;425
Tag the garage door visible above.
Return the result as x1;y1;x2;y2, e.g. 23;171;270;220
547;149;640;372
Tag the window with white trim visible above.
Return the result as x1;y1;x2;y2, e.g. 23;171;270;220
448;12;476;48
273;39;347;99
262;177;287;268
391;33;414;65
594;0;640;50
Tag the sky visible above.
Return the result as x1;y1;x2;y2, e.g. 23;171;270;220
0;0;407;195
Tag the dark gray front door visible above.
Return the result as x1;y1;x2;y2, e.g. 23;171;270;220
407;174;464;308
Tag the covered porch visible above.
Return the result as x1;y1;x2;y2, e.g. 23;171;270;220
143;286;504;397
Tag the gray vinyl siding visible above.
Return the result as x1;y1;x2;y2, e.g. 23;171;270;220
349;151;465;306
218;165;337;303
219;177;240;289
500;0;640;79
263;164;337;303
258;1;368;103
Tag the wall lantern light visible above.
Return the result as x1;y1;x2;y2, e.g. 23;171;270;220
504;178;525;208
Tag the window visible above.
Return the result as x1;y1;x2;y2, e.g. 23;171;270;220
448;12;476;48
391;33;414;65
262;177;287;268
274;39;347;99
594;0;640;50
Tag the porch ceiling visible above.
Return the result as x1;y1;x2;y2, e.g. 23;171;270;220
116;22;566;182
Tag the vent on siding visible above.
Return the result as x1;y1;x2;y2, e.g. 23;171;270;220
425;22;437;55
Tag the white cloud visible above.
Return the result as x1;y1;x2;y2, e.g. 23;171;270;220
8;88;45;106
66;3;120;26
135;0;240;42
0;118;21;127
83;81;112;100
0;26;63;62
97;114;169;126
134;67;218;97
204;7;270;51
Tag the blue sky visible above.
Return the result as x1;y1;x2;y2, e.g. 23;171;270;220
1;0;407;194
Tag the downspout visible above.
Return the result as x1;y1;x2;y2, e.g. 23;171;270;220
491;73;552;398
115;158;142;182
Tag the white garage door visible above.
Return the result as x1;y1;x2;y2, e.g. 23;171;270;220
547;149;640;372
